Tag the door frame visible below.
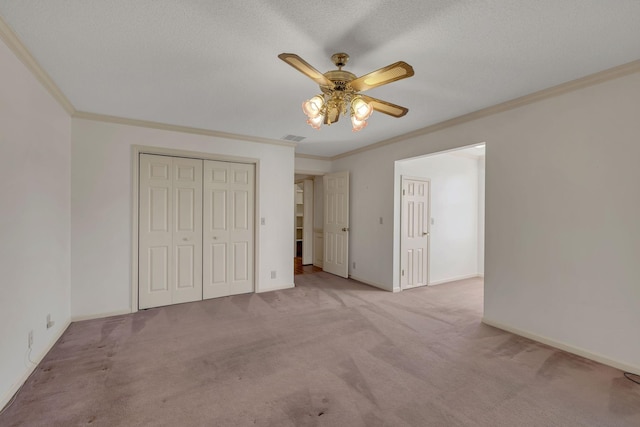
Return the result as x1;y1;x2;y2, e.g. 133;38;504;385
400;175;431;290
130;145;260;313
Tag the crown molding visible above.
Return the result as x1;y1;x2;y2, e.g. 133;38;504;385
295;153;332;161
72;111;297;148
0;15;75;115
331;59;640;161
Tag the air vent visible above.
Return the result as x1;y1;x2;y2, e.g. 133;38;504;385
282;134;306;142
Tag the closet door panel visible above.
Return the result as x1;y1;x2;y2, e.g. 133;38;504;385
203;160;254;299
139;155;202;309
139;154;174;309
171;157;202;304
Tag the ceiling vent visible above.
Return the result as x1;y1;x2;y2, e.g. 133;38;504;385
282;134;306;142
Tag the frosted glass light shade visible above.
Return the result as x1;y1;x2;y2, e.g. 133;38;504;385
351;115;367;132
351;97;373;121
302;96;324;118
307;114;324;129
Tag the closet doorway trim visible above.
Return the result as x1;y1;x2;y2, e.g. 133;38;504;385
130;145;260;313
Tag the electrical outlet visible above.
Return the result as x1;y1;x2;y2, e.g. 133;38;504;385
379;217;383;225
261;217;266;225
46;314;55;329
271;270;276;279
28;330;33;349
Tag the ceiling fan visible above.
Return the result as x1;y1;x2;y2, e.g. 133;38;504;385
278;52;414;132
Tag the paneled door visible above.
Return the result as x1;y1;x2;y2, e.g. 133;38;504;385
323;171;349;278
400;176;430;289
203;160;255;299
139;154;203;309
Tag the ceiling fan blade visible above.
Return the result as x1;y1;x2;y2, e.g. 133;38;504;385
278;53;335;88
361;96;409;117
350;61;414;92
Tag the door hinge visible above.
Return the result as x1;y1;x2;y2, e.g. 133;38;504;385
402;189;405;196
401;269;405;276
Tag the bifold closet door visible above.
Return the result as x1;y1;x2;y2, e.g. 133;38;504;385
203;160;254;299
139;154;203;309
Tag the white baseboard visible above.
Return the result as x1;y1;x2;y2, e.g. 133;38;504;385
429;274;482;286
71;308;132;322
349;275;392;292
482;317;640;376
1;318;71;411
257;283;295;293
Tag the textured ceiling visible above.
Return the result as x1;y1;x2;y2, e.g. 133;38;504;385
1;1;639;157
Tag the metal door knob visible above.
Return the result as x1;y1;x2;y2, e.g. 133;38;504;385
182;237;188;241
342;227;349;232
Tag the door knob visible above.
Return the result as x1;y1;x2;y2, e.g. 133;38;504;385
342;227;349;232
212;236;218;240
422;232;429;236
182;237;188;241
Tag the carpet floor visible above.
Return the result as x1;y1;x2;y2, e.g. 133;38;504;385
1;273;639;426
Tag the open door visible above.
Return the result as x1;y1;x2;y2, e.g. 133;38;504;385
323;171;349;278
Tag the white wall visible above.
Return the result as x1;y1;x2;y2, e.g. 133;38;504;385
71;119;295;319
478;156;485;276
0;38;71;407
397;153;480;285
333;72;640;373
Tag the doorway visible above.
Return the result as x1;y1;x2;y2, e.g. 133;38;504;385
294;178;314;265
137;152;256;309
396;144;485;290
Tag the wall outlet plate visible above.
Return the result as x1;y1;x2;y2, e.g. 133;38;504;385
46;314;55;329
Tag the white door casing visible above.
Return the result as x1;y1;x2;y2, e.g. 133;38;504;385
323;171;349;278
139;154;203;309
203;160;255;299
302;179;314;265
401;176;430;289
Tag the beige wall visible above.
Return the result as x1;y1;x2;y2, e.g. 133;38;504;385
333;71;640;373
71;119;296;319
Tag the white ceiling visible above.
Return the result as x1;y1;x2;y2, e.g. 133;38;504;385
1;1;639;158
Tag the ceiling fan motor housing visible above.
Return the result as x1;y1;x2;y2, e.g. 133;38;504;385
321;69;357;94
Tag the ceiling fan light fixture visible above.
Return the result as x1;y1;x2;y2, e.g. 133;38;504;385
351;96;373;121
307;114;324;130
351;115;368;132
302;95;324;118
280;52;414;132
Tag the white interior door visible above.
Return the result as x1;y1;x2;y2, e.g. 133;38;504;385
323;171;349;278
400;176;430;289
172;157;203;304
139;154;203;309
203;160;254;299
